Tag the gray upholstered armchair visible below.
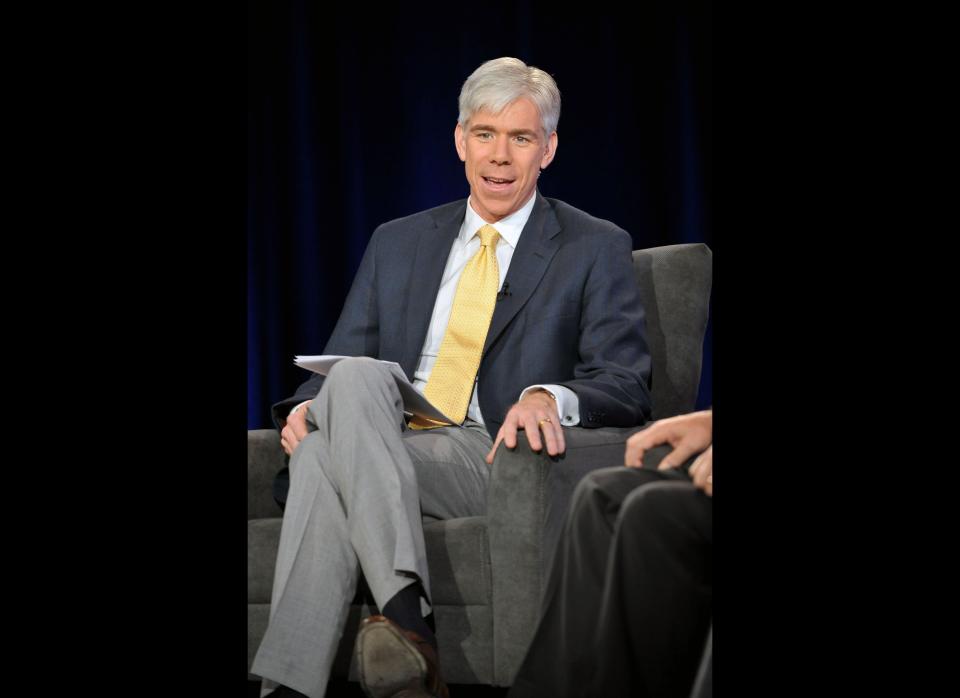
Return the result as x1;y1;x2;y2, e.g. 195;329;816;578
248;242;712;687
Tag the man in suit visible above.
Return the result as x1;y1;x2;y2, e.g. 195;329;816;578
251;56;652;698
508;410;713;698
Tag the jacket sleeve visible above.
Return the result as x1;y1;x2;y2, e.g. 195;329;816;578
558;228;652;427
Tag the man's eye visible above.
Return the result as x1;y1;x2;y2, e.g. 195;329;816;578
515;136;529;144
476;132;492;140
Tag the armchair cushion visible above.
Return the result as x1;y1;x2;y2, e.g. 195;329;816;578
633;244;712;419
248;429;286;520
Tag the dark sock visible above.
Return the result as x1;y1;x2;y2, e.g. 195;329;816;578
381;582;437;651
267;687;308;698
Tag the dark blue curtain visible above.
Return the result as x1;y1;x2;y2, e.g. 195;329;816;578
248;1;712;429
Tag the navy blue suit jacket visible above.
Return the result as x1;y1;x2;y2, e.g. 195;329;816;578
274;193;652;441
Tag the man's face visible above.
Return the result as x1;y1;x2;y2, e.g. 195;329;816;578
455;97;558;223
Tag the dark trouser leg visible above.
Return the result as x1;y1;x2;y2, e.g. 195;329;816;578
591;481;712;698
508;466;669;698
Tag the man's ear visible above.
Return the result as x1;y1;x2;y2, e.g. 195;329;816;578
454;122;467;162
540;131;558;170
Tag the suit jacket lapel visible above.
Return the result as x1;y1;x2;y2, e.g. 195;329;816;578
401;202;465;379
483;194;561;355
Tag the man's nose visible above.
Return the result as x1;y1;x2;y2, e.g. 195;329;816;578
490;138;510;165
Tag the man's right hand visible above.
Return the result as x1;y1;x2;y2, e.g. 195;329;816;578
688;445;713;496
280;400;313;455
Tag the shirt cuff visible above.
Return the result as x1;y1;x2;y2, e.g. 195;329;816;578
288;399;312;418
519;384;580;426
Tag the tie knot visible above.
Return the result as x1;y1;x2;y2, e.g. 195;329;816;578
477;224;500;248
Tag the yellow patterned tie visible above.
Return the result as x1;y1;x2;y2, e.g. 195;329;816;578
410;224;501;429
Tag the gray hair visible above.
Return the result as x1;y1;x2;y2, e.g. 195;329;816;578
458;57;561;138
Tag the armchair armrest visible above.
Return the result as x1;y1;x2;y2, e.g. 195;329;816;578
248;429;287;520
485;425;643;685
486;430;549;686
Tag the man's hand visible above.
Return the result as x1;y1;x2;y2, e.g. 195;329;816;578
486;390;564;464
688;445;713;496
624;409;712;470
280;400;313;456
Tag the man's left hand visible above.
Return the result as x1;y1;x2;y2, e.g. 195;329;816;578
486;390;564;463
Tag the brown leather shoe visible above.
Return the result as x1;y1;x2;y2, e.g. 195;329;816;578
356;615;450;698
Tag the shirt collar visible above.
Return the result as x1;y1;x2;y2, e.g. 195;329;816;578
461;191;538;250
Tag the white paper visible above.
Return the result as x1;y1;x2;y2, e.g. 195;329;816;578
294;355;458;426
